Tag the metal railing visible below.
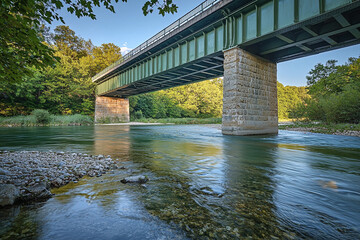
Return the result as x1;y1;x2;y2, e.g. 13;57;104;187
92;0;221;81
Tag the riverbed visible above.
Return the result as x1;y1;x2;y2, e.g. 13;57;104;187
0;125;360;239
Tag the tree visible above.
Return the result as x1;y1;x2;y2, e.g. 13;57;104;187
293;56;360;123
91;43;122;74
53;25;93;59
129;78;223;119
0;26;122;116
0;0;178;82
277;82;308;119
162;78;223;117
306;57;360;98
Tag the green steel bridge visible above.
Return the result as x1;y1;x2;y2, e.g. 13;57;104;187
93;0;360;97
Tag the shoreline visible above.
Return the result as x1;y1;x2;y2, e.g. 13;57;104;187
1;121;359;137
0;151;122;207
204;123;360;137
96;122;174;126
280;126;360;137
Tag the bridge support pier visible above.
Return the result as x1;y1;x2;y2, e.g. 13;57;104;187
95;96;129;123
222;48;278;135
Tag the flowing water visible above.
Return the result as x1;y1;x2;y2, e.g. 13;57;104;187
0;125;359;239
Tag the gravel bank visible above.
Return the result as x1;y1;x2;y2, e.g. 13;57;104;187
281;127;360;137
0;151;121;207
204;124;360;137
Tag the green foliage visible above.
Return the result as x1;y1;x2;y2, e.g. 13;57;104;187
0;115;37;126
294;56;360;123
142;0;178;16
0;25;121;117
129;78;223;119
0;2;56;82
134;110;144;120
0;114;93;126
50;114;93;125
31;109;51;124
1;0;178;82
318;86;360;123
135;117;222;124
277;82;308;119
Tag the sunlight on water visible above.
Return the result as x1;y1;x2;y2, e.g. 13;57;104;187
0;125;359;239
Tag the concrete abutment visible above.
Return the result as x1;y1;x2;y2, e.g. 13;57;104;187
95;96;129;123
222;48;278;135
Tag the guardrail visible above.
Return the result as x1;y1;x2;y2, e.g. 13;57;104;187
92;0;221;82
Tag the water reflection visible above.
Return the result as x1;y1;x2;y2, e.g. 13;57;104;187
0;125;360;239
93;125;131;159
273;138;360;239
118;127;283;238
124;126;228;238
218;137;281;239
0;204;41;239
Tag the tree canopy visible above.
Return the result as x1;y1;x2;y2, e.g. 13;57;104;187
129;78;223;119
293;56;360;123
0;25;122;116
277;82;308;119
0;0;178;82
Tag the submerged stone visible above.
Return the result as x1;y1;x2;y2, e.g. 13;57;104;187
120;175;149;184
0;184;19;207
26;182;52;200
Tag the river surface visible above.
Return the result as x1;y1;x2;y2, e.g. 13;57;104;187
0;125;360;239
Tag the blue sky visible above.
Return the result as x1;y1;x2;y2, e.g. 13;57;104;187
52;0;360;87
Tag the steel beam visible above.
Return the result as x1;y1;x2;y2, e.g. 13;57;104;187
261;23;360;55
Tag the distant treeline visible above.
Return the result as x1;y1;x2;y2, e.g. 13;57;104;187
129;78;223;120
0;26;358;123
129;80;308;120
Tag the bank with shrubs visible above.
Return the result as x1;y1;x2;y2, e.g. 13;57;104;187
0;109;93;127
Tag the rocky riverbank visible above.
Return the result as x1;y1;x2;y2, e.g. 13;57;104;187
0;151;121;207
281;127;360;137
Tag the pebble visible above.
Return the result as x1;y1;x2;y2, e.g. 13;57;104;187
0;151;120;207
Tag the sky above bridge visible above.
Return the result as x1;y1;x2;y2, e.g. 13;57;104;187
52;0;360;87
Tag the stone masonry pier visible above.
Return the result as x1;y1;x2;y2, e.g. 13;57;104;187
222;48;278;135
95;96;129;123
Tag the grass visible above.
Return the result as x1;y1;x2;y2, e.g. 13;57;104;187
132;117;222;124
279;121;360;134
50;114;93;125
96;116;128;124
0;114;93;127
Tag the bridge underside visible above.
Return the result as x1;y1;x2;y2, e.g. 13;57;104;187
97;1;360;98
104;52;225;97
93;0;360;134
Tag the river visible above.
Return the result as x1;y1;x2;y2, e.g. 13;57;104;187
0;125;359;239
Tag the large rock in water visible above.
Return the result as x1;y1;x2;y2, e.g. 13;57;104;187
120;175;149;184
0;184;19;207
25;182;52;200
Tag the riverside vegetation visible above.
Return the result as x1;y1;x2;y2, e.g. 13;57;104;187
0;109;92;127
0;25;358;133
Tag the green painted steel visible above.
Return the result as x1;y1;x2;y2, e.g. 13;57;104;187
95;0;358;96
